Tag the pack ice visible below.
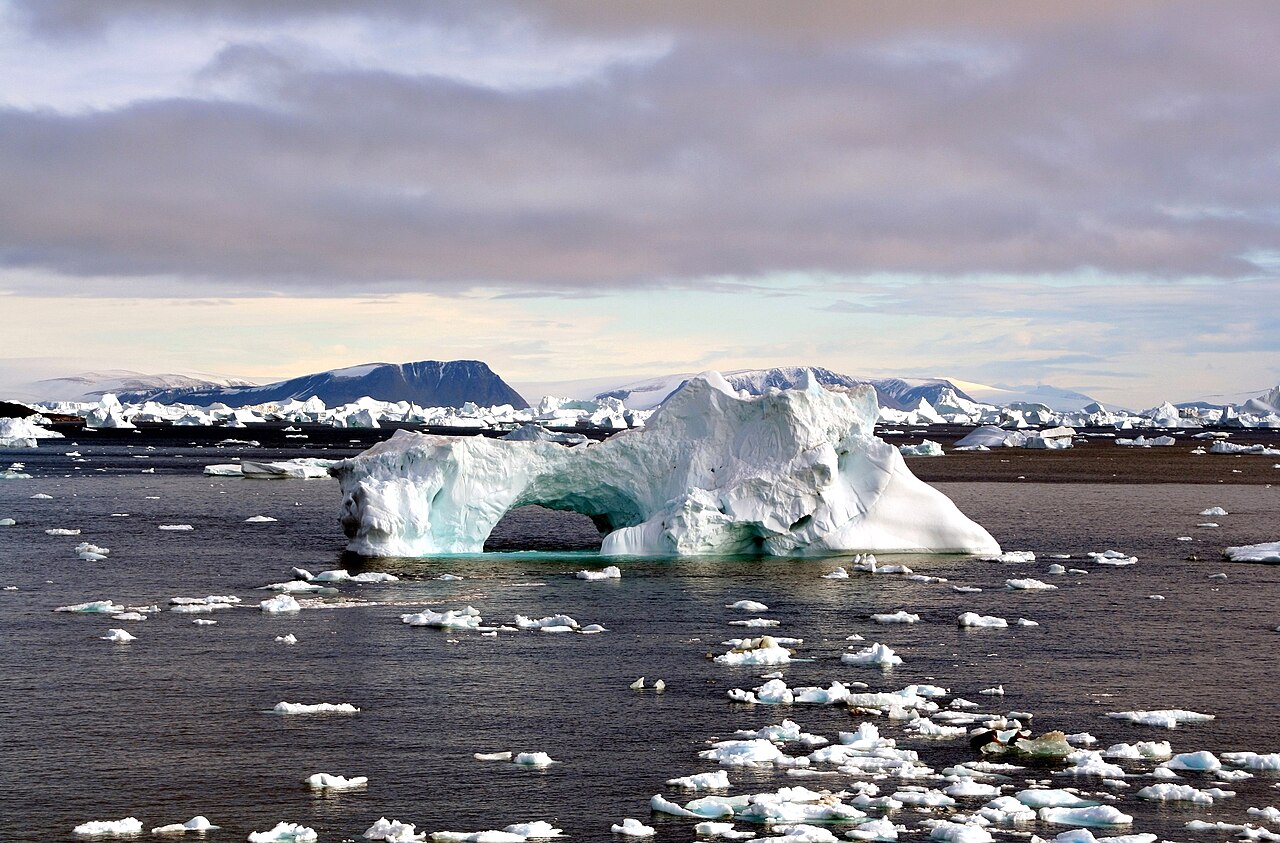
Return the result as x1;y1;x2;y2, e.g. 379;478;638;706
332;373;1000;558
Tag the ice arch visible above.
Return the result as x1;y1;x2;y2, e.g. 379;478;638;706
332;372;1000;558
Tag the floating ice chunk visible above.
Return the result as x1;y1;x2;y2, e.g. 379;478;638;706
1103;741;1172;760
1200;507;1229;516
513;751;557;767
274;633;298;644
1044;833;1155;843
246;515;279;523
151;816;219;835
842;643;903;667
927;820;992;843
667;770;731;790
1017;618;1039;626
515;613;578;630
273;701;359;715
247;822;318;843
101;628;136;643
1006;578;1057;590
730;618;780;627
953;586;983;594
1116;435;1175;447
611;818;655;837
111;612;146;622
192;618;217;626
158;524;194;531
1015;789;1099;809
727;600;770;611
1;469;33;479
822;567;848;579
56;600;125;614
716;635;794;666
473;751;513;761
72;818;144;836
1165;750;1222;771
872;610;921;624
1136;783;1216;803
576;565;621;580
979;686;1004;696
1057;751;1126;778
31;492;52;498
848;817;901;841
900;440;945;457
501;821;564;838
306;772;368;790
0;518;14;526
260;580;328;594
261;595;301;613
1038;806;1133;827
1248;807;1280;824
958;613;1008;628
982;550;1036;563
1087;550;1137;566
1106;709;1214;729
1222;752;1280;770
653;678;665;691
1223;542;1280;563
363;817;425;842
402;606;483;629
700;738;789;767
943;780;1000;798
46;527;81;535
1210;442;1280;455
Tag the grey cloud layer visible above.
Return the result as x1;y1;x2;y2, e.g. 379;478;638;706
4;1;1280;292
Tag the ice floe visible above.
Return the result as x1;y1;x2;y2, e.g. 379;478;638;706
260;595;301;613
728;600;770;611
273;702;359;714
401;607;484;629
305;772;368;790
667;770;732;790
513;751;558;767
1006;578;1057;590
871;610;921;624
1223;542;1280;563
247;821;318;843
363;817;425;842
1038;806;1133;827
151;816;219;835
958;613;1008;628
72;818;144;836
575;565;621;580
716;636;795;666
611;818;656;837
101;628;136;643
1106;709;1215;728
841;643;903;667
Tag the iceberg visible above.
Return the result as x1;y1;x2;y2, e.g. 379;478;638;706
332;373;999;557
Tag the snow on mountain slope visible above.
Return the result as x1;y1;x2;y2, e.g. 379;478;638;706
15;370;257;403
942;379;1104;412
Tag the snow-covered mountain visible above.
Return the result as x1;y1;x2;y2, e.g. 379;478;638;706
120;360;528;410
13;370;257;404
523;367;987;413
942;379;1106;413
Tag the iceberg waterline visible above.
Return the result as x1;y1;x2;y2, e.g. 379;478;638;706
332;373;999;558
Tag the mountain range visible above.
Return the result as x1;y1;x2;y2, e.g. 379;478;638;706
115;361;528;409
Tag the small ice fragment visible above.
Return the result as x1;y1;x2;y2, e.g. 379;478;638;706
822;567;849;579
1198;523;1220;528
1006;578;1057;590
72;818;144;836
1199;507;1228;516
45;528;81;535
630;677;645;690
841;642;902;666
473;751;512;761
261;595;301;613
1017;618;1039;627
872;610;921;624
953;586;983;594
273;701;359;714
275;634;298;644
31;493;53;499
1105;709;1214;729
979;685;1005;696
513;751;557;767
1208;573;1228;581
192;619;217;626
151;816;219;835
101;628;136;643
0;518;14;526
245;515;278;523
1047;564;1066;574
247;821;318;843
437;573;463;581
576;565;621;580
111;612;146;622
1148;595;1165;600
666;770;730;789
1037;806;1133;827
958;612;1008;628
1165;750;1222;771
158;524;194;531
727;599;769;611
653;679;666;693
610;818;656;837
305;772;368;790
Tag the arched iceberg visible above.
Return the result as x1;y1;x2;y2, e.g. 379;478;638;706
331;372;999;557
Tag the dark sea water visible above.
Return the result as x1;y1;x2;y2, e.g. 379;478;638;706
1;438;1278;842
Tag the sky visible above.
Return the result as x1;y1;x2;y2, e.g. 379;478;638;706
1;0;1278;407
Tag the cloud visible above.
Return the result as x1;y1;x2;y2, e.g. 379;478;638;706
1;2;1279;297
